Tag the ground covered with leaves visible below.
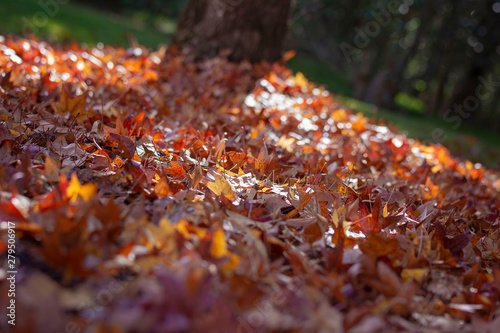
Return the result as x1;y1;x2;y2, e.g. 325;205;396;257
0;36;499;332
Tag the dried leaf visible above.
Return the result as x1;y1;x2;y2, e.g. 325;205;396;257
67;173;97;202
52;88;88;123
207;174;236;200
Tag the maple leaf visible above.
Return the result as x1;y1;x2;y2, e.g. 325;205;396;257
103;113;129;136
52;88;89;123
446;233;473;257
207;173;236;200
189;164;203;189
42;155;60;183
359;231;400;257
109;132;135;159
154;177;170;197
255;145;273;174
147;217;177;257
165;162;186;179
331;206;353;232
67;173;97;202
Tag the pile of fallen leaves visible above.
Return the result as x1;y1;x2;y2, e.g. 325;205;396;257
0;35;499;332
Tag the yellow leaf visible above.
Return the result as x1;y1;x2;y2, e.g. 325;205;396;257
210;227;228;258
277;135;295;153
147;218;177;256
331;206;351;231
331;109;348;122
292;72;309;88
401;268;429;283
383;203;388;218
465;160;474;171
67;174;97;202
207;174;236;200
332;209;340;228
210;227;240;272
223;253;241;272
176;220;191;239
9;129;22;137
216;164;238;177
176;219;206;240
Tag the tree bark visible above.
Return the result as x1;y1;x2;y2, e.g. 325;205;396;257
172;0;292;62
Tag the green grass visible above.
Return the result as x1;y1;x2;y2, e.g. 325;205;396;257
337;96;500;169
0;0;171;48
287;55;352;96
289;54;500;169
394;92;425;114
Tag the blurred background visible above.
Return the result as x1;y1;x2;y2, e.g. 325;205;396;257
1;0;499;168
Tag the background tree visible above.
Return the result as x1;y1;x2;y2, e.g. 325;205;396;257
172;0;292;62
290;0;500;132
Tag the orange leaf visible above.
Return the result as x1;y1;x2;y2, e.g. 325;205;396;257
154;178;170;197
104;113;128;136
210;227;240;272
336;182;358;200
165;162;186;179
67;174;97;202
210;227;229;258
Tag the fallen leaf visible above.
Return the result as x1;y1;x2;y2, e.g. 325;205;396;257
207;173;236;200
67;173;97;202
52;88;88;123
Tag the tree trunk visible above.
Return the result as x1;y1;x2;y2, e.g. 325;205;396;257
172;0;292;63
427;44;452;117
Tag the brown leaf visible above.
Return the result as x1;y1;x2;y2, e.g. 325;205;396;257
446;233;473;257
42;155;60;182
52;88;88;123
190;164;203;189
359;231;400;257
109;133;135;159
